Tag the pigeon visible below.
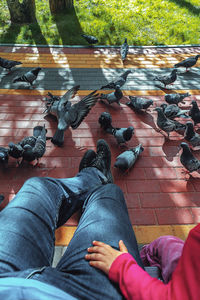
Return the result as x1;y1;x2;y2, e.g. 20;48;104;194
120;38;129;61
189;100;200;126
13;67;41;87
165;92;190;106
45;85;99;146
126;96;153;111
153;69;177;87
160;103;190;119
184;121;200;148
98;111;134;145
8;142;24;164
98;112;113;131
154;107;186;138
81;34;98;45
100;70;132;90
0;57;22;72
111;126;134;145
22;125;47;164
114;144;144;172
0;147;9;167
180;142;200;173
174;55;200;71
99;85;123;105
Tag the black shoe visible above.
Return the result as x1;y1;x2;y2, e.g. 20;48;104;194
79;149;97;172
91;139;113;183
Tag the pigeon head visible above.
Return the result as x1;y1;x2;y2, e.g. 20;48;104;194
172;69;177;74
191;100;198;107
124;38;127;43
32;67;41;76
160;104;167;110
124;126;134;141
195;55;200;60
8;142;15;149
185;121;195;139
186;121;194;129
122;70;132;79
180;142;190;151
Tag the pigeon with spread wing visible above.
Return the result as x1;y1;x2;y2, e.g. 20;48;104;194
45;86;99;146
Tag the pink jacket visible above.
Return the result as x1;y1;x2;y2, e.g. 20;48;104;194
109;224;200;300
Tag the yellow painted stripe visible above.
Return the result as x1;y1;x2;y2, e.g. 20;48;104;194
0;89;200;97
55;224;197;246
0;52;199;69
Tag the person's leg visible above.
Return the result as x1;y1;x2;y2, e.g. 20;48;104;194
53;183;143;300
0;166;106;273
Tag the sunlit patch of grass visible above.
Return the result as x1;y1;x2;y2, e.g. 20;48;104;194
0;0;199;45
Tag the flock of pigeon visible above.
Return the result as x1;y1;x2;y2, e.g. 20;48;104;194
0;38;200;178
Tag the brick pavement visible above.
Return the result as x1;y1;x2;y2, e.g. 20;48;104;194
0;44;200;244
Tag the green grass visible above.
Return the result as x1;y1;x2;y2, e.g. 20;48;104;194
0;0;200;46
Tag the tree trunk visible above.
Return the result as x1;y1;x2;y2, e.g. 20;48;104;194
49;0;74;14
6;0;36;24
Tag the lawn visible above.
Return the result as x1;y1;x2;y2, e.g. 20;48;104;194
0;0;199;46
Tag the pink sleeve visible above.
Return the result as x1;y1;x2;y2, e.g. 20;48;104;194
108;224;200;300
109;253;168;300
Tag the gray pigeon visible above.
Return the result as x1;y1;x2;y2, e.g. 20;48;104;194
153;69;177;87
0;57;22;72
111;126;134;145
99;85;123;105
174;55;200;71
45;86;99;146
120;38;129;61
100;70;132;90
8;142;24;163
180;142;200;173
13;67;41;87
189;100;200;126
165;92;190;106
98;112;113;131
160;103;190;119
126;96;153;111
114;144;144;172
154;107;186;138
81;34;98;45
184;121;200;148
22;125;47;164
0;147;9;167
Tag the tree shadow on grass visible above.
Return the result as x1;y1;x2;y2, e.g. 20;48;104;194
0;22;21;44
52;7;83;45
0;8;48;46
168;0;200;15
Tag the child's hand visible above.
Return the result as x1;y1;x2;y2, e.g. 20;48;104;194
85;240;128;275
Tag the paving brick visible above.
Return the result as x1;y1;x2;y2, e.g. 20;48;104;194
124;193;141;208
159;180;195;193
145;167;177;179
126;180;161;193
128;208;156;225
190;208;200;223
156;208;194;225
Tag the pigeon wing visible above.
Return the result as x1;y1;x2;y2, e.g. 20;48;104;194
69;90;99;129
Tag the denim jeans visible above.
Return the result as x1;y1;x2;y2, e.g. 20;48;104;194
0;167;143;299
